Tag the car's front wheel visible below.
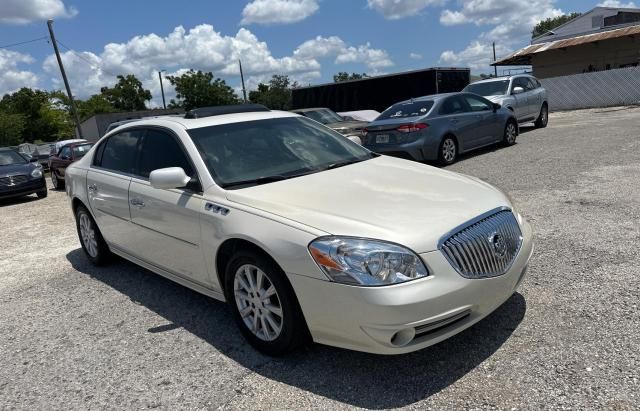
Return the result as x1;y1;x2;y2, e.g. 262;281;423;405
36;188;47;199
225;250;308;356
75;204;110;265
535;103;548;128
51;170;63;190
503;120;518;146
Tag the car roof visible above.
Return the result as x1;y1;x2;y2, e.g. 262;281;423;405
110;110;300;132
470;74;533;84
388;92;458;107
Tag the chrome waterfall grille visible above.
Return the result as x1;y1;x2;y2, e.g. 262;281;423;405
439;209;523;279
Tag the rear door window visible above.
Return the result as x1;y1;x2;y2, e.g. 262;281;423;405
96;130;142;174
440;96;467;115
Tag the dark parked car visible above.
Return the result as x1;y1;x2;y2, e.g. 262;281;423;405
363;92;518;165
49;142;94;190
0;147;47;200
291;107;368;144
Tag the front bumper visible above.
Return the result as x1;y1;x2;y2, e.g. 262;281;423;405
289;220;533;354
0;177;46;199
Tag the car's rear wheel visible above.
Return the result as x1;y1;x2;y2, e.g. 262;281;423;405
75;204;110;265
535;103;548;128
51;170;63;190
503;120;518;146
225;250;308;356
438;136;458;165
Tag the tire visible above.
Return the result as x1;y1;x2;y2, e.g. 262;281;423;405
438;136;458;166
503;120;518;146
37;188;48;199
51;170;64;190
224;250;308;356
75;204;110;265
534;103;548;128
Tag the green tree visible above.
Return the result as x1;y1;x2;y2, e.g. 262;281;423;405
0;87;68;142
77;94;116;120
166;70;238;111
100;74;152;111
532;12;581;39
0;112;26;146
249;75;297;110
333;72;368;82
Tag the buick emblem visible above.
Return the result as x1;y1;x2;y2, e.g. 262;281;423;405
489;232;508;258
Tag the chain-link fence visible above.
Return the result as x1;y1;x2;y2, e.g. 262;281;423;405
540;66;640;111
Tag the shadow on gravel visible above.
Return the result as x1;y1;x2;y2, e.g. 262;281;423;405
67;248;526;409
0;194;41;207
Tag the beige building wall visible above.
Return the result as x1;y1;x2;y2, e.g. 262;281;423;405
532;36;640;78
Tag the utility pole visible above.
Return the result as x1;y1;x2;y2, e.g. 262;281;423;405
47;19;83;139
158;70;167;109
493;42;498;77
239;59;247;103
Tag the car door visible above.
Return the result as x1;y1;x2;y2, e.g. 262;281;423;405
526;77;543;117
439;95;482;151
461;94;500;146
510;77;530;121
86;129;142;251
56;146;73;178
127;128;208;286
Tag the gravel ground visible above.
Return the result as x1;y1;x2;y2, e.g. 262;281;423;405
1;106;639;410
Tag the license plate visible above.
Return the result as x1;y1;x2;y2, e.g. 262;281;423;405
376;134;390;143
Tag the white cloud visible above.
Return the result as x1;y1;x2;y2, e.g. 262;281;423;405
438;0;563;72
0;0;77;24
41;25;391;106
367;0;446;19
409;52;422;59
598;0;637;7
241;0;319;25
293;36;394;72
0;50;39;95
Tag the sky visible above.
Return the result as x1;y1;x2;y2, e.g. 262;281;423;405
0;0;636;107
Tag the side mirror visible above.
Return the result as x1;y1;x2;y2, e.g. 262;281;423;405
149;167;191;189
512;86;524;95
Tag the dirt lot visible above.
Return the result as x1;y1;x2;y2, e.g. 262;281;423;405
1;107;639;410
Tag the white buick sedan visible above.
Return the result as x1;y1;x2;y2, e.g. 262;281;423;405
66;104;533;356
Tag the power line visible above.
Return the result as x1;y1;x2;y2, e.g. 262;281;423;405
0;36;48;50
56;38;122;78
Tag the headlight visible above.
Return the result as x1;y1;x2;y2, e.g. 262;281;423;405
31;168;43;178
308;237;429;286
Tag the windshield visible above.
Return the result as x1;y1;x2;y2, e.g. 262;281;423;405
0;150;28;166
464;80;510;97
377;100;434;120
301;108;343;124
188;117;374;188
72;143;93;158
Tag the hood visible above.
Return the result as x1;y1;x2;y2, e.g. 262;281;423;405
225;156;511;253
484;95;508;103
0;163;34;176
326;120;368;133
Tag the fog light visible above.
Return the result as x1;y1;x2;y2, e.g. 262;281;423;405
390;328;415;347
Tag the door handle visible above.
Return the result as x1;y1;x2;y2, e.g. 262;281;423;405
88;184;98;192
130;198;145;208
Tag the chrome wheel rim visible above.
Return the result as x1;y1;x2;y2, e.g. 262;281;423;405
79;212;98;258
233;264;283;341
506;123;517;143
442;139;456;163
541;106;548;125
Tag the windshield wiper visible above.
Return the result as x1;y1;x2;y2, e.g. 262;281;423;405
220;168;318;189
323;154;378;171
